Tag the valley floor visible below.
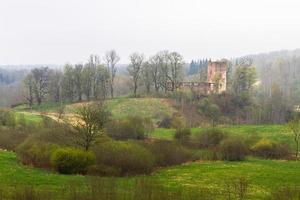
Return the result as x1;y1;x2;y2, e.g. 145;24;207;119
1;150;300;199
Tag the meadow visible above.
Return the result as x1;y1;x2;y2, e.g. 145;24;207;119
14;97;176;124
1;149;300;199
152;124;293;146
6;98;300;199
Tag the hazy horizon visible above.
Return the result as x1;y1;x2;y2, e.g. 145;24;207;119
1;0;300;65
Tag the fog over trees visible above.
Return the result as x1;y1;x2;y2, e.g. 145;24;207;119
1;49;300;124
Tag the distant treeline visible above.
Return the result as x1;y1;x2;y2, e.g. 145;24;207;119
22;50;185;106
2;49;300;124
187;59;209;75
0;68;27;85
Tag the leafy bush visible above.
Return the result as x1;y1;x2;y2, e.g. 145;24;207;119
174;128;191;145
158;113;186;129
196;129;226;149
0;109;16;127
170;113;186;130
27;123;76;147
251;139;291;159
192;149;221;161
142;140;192;167
106;116;154;140
198;98;220;127
158;115;172;128
11;186;53;200
268;186;300;200
51;147;95;174
0;127;30;151
93;141;155;175
220;138;248;161
17;139;59;168
87;164;121;176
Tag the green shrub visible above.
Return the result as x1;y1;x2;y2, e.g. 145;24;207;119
93;141;155;175
87;164;121;176
142;140;192;167
51;147;95;174
0;127;29;151
268;186;300;200
174;128;191;145
158;115;172;128
27;123;76;147
251;139;291;159
170;113;186;130
11;186;53;200
106;116;154;140
0;109;16;127
192;149;221;161
158;113;186;129
220;138;248;161
196;129;226;149
17;139;59;168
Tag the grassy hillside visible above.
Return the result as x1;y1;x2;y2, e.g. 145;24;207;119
67;98;176;121
15;98;176;123
155;158;300;199
152;124;292;145
15;112;44;124
1;150;300;199
0;151;84;189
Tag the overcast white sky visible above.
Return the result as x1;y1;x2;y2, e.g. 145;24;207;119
1;0;300;64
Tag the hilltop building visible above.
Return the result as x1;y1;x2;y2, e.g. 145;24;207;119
207;60;227;93
170;60;227;93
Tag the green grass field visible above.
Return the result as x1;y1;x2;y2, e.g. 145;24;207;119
0;151;84;189
15;112;44;124
15;98;176;123
152;124;293;146
9;99;300;199
154;158;300;199
14;102;67;113
1;150;300;199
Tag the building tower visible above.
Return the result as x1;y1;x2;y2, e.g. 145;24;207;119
207;60;227;93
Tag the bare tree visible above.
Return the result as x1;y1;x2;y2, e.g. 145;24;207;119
149;55;161;92
31;67;50;105
141;61;153;93
74;101;111;151
94;65;110;100
73;64;83;101
168;52;184;91
158;50;170;93
57;104;65;122
48;70;63;103
105;50;120;99
61;64;75;102
23;73;34;108
127;53;144;97
288;118;300;158
82;64;94;101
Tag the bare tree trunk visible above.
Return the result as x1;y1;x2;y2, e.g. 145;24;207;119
110;82;114;99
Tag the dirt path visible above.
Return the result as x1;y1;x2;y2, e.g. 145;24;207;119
19;111;81;126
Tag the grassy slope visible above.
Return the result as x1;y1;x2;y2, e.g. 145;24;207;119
15;98;176;122
10;98;299;198
15;112;44;124
153;125;292;146
154;158;300;199
68;98;176;121
0;151;84;189
153;125;288;139
1;150;300;199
